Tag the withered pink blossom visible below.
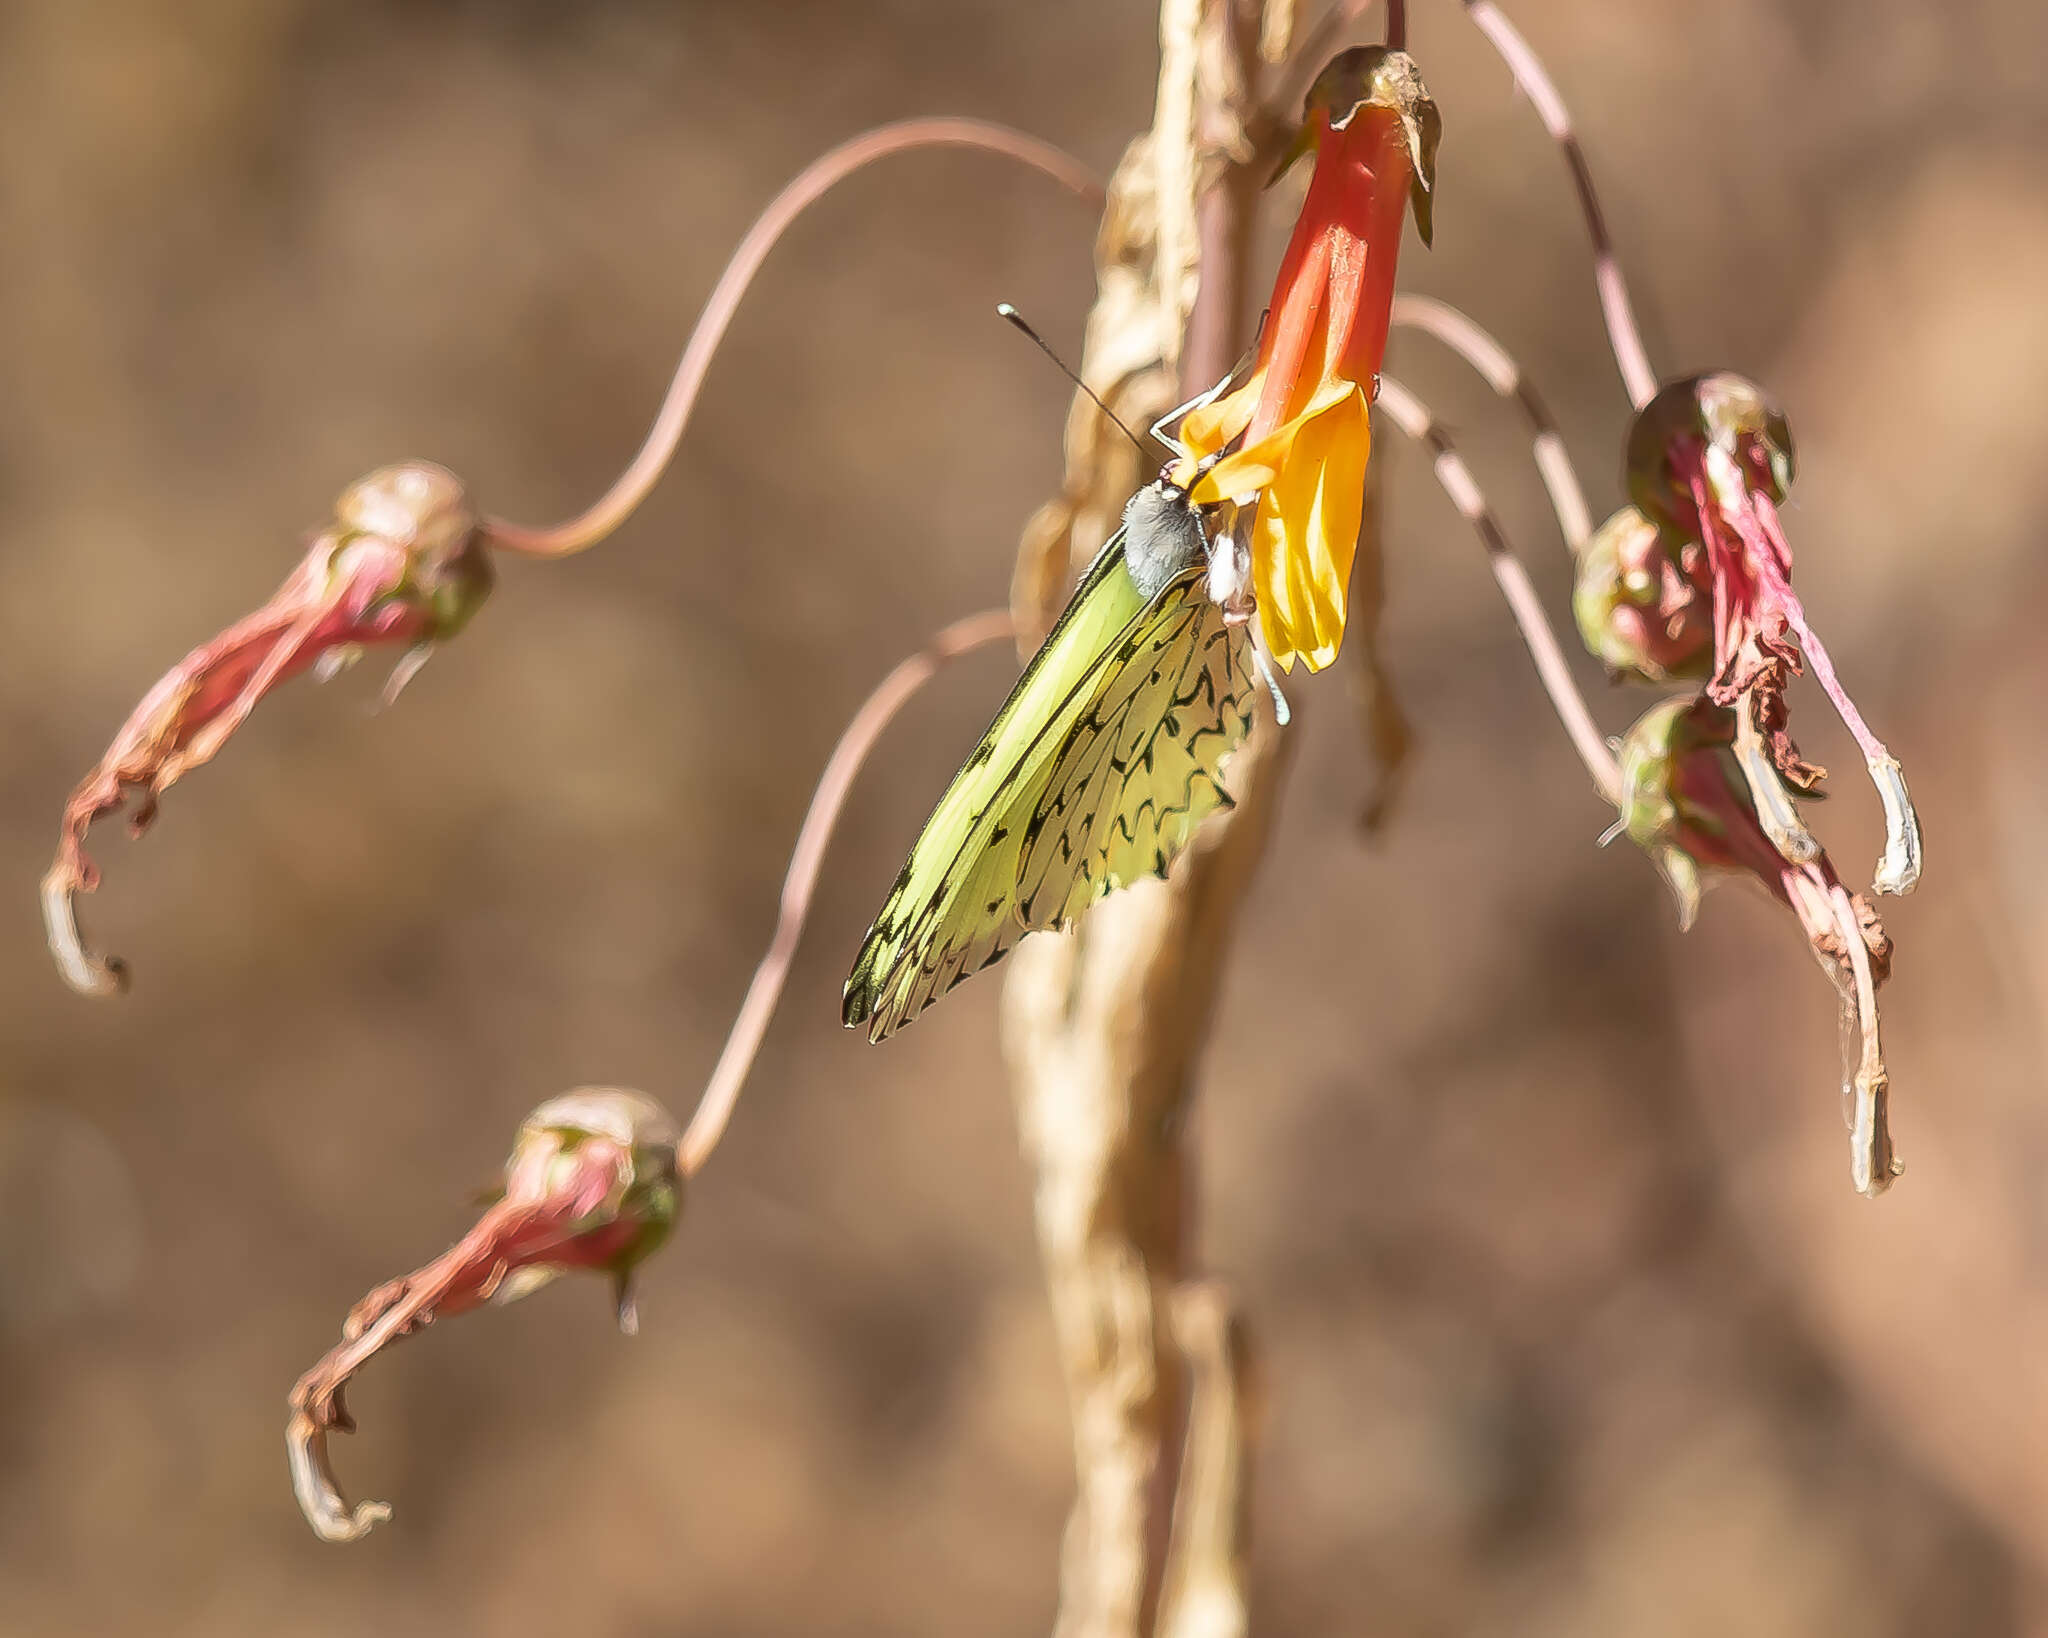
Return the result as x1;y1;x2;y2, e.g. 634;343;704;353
44;461;492;995
1615;695;1899;1197
1625;373;1920;895
288;1087;681;1542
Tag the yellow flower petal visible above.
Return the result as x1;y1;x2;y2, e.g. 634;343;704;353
1252;384;1369;672
1187;449;1280;502
1186;375;1359;506
1178;374;1264;462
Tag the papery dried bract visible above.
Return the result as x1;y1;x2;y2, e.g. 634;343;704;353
288;1087;681;1542
44;461;494;995
1616;696;1900;1196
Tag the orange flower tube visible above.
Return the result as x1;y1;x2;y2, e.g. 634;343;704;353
1180;47;1439;672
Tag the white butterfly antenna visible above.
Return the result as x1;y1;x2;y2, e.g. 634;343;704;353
996;304;1152;460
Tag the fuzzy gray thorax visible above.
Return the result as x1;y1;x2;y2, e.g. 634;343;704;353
1120;478;1210;602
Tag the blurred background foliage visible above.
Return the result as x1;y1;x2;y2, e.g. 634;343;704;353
3;1;2047;1631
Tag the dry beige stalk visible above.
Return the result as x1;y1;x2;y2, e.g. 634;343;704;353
1156;1284;1260;1638
1003;711;1288;1638
1002;3;1283;1634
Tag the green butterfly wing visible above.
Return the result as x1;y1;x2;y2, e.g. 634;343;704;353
1014;590;1247;929
842;531;1254;1043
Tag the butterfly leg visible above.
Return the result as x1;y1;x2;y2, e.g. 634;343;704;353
1199;510;1288;726
1150;320;1270;457
1149;374;1237;461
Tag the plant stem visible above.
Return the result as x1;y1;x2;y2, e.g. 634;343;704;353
482;120;1101;558
1003;6;1276;1635
677;610;1013;1176
1461;2;1659;409
1375;372;1623;805
1390;293;1594;550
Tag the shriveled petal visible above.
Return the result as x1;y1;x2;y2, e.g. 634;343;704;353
287;1088;681;1542
44;462;493;995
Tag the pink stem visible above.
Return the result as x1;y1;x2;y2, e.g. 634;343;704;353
482;121;1102;559
677;609;1015;1175
1390;293;1593;550
1461;2;1659;410
1742;497;1886;771
1743;508;1920;895
1375;373;1621;805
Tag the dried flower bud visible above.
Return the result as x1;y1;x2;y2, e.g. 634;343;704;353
1627;372;1795;533
1620;374;1920;897
287;1087;680;1542
1571;504;1711;682
1614;697;1901;1196
44;461;494;995
1616;694;1766;932
496;1087;684;1330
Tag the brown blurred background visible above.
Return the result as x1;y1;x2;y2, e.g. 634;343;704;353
4;1;2047;1631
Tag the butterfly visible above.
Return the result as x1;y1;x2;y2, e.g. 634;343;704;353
842;415;1268;1043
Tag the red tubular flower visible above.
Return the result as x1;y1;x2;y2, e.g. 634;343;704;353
43;461;493;995
288;1087;682;1542
1616;696;1899;1197
1178;46;1439;672
1626;374;1920;896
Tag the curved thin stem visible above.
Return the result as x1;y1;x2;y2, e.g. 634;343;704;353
482;121;1103;559
1460;2;1659;410
1390;293;1594;551
1376;371;1622;805
677;609;1014;1175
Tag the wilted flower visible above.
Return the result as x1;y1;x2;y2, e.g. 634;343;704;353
1615;695;1899;1197
1571;504;1711;682
43;461;493;996
1625;374;1920;895
1175;46;1439;673
288;1087;682;1542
